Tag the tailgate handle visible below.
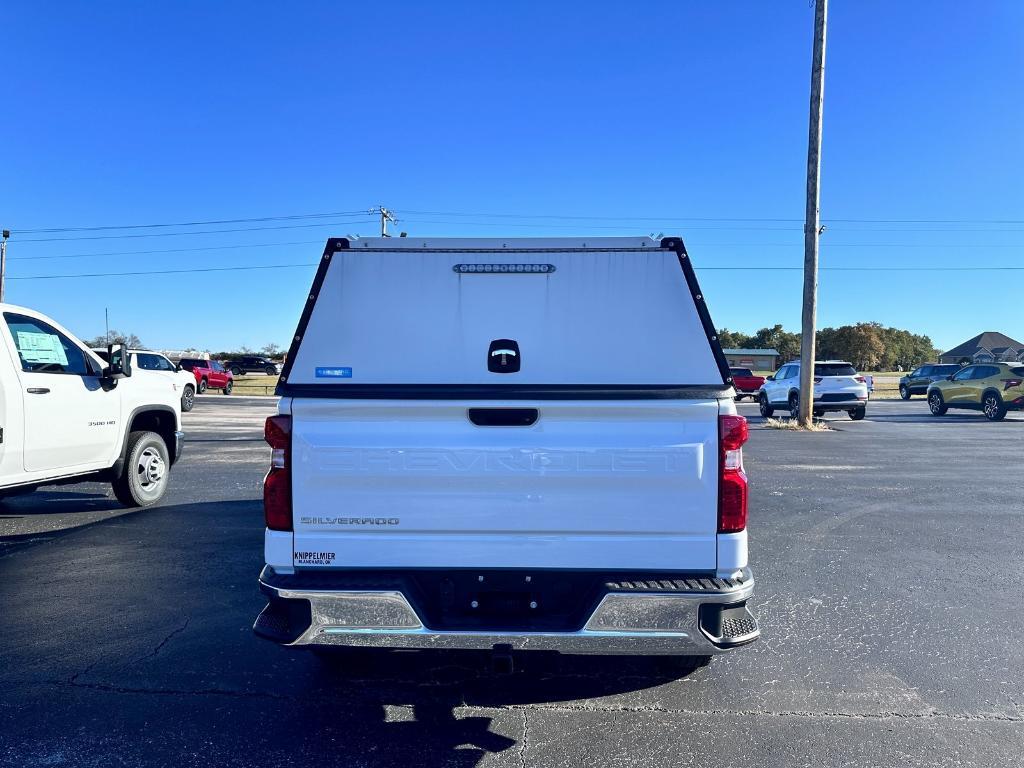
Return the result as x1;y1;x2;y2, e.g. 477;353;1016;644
467;408;538;427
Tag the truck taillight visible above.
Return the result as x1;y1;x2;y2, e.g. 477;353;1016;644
264;415;292;531
718;414;749;533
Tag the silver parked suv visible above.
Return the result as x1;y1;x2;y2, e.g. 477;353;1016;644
758;360;870;420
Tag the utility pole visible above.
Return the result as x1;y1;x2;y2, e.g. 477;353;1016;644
798;0;828;428
0;230;9;302
105;308;110;346
371;206;398;237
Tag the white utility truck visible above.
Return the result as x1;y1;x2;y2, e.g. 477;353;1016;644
0;304;183;507
255;237;758;667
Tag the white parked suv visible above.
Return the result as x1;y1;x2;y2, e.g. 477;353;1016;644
253;236;759;670
2;304;183;507
94;348;198;412
757;360;869;420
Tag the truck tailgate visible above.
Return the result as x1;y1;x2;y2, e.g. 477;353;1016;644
290;398;720;571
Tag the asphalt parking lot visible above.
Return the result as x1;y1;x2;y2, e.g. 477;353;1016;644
1;396;1022;767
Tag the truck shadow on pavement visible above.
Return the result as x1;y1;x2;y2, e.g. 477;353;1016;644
288;647;698;766
0;489;122;552
0;489;115;513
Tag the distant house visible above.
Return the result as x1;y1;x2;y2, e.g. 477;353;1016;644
722;348;780;371
938;332;1024;365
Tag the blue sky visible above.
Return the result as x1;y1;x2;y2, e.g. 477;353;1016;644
3;1;1022;353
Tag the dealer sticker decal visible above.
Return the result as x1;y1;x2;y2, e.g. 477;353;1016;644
315;367;352;378
294;551;336;566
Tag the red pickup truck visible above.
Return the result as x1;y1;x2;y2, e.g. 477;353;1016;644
179;358;234;395
730;367;766;400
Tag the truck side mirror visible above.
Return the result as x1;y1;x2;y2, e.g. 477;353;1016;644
107;343;133;379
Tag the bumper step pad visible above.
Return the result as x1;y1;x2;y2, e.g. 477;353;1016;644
605;573;748;593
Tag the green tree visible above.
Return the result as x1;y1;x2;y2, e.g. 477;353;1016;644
817;323;884;370
261;342;283;358
750;324;801;363
716;328;752;349
85;329;143;348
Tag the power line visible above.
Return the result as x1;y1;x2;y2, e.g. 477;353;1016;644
12;210;371;235
8;263;319;280
398;209;1024;226
11;219;378;244
9;208;1024;238
8;239;326;261
400;217;801;232
398;218;1024;243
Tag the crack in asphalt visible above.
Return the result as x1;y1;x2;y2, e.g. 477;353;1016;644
519;709;529;768
129;617;191;666
66;657;104;685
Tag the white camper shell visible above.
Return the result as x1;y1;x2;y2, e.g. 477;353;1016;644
255;237;758;661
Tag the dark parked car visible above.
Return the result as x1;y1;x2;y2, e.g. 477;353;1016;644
899;364;961;399
223;355;281;376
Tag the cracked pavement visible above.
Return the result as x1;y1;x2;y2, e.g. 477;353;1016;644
1;397;1022;766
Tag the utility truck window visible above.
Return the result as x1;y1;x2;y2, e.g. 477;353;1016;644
137;353;173;371
4;313;89;375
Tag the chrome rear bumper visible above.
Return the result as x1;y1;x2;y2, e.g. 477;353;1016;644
254;566;759;656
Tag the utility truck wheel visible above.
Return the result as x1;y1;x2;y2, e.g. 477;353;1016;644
223;380;233;395
198;378;208;394
758;393;774;418
181;385;195;412
113;431;170;508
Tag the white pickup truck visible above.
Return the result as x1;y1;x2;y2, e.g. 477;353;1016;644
254;237;758;667
0;304;183;507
